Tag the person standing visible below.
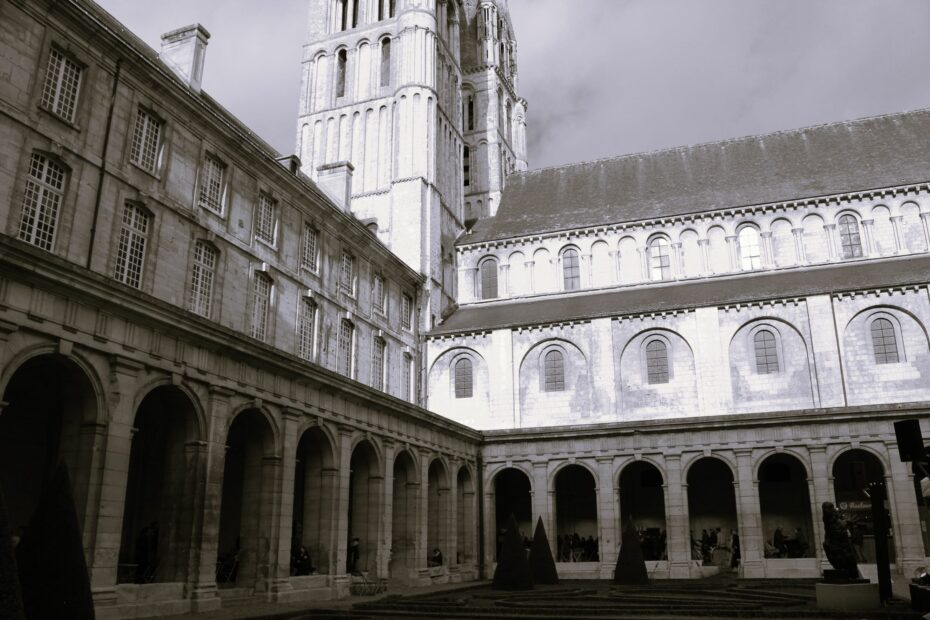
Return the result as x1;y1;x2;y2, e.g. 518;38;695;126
348;537;360;574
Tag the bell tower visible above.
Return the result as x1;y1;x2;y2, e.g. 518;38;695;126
296;0;527;326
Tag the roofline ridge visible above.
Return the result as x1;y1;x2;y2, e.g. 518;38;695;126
514;105;930;178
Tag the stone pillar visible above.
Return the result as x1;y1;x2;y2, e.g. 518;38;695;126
637;247;648;282
760;231;774;268
920;212;930;250
735;449;764;577
87;357;143;610
447;459;460;578
725;235;738;271
890;215;904;254
417;449;431;583
792;228;807;264
501;263;511;297
596;457;617;578
808;446;832;572
698;238;710;276
267;409;303;600
861;219;876;257
824;224;838;261
334;427;354;586
665;455;691;578
524;260;535;294
381;440;396;580
671;243;682;280
886;443;926;574
608;251;619;284
482;466;495;573
531;461;551;541
582;253;592;288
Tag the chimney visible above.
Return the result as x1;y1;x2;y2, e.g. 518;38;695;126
276;154;302;175
159;24;211;93
316;161;354;211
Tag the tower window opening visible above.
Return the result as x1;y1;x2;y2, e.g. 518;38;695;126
562;248;580;291
380;39;391;87
352;0;359;27
463;146;470;188
337;0;348;31
838;214;864;259
389;0;395;18
871;318;899;364
645;339;670;385
336;49;347;99
467;95;475;131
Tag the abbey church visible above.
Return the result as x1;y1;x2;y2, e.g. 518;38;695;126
0;0;929;617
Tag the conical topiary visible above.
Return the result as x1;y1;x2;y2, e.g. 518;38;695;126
614;519;648;585
15;463;95;619
528;517;558;585
492;513;533;590
0;486;24;619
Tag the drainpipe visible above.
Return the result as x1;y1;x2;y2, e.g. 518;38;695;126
477;451;485;580
87;57;122;270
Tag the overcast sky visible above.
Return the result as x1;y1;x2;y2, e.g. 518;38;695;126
96;0;930;170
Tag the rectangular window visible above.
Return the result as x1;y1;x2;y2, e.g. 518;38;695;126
198;153;226;214
403;354;414;402
189;241;217;318
340;251;356;295
301;224;319;272
255;193;277;245
401;294;413;330
129;107;162;173
297;298;317;361
463;145;471;188
114;203;150;289
372;275;385;314
372;337;385;390
40;48;83;123
250;273;272;341
19;153;65;251
338;320;354;376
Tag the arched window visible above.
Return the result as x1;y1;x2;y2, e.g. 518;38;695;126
380;39;391;87
454;357;473;398
352;0;359;28
562;248;580;291
871;318;899;364
543;349;565;392
479;258;498;299
645;339;669;384
753;329;779;374
337;0;348;31
649;237;671;281
465;94;475;131
335;49;347;98
738;226;762;270
838;214;864;259
463;145;471;188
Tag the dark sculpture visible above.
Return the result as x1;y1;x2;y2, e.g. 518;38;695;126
821;502;858;580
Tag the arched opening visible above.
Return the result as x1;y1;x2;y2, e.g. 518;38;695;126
554;464;598;562
118;386;200;584
492;468;531;560
758;454;814;558
216;409;276;588
833;449;895;563
456;467;475;565
390;450;417;579
687;458;738;567
347;440;381;574
619;462;666;561
0;354;98;558
291;427;336;576
427;460;449;566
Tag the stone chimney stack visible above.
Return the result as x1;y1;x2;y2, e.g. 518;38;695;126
316;161;354;211
159;24;211;93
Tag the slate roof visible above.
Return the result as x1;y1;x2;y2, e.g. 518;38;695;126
428;255;930;335
462;108;930;245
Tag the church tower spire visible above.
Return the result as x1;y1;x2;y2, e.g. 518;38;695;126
296;0;527;326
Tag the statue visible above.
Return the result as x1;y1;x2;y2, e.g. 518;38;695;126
821;502;858;580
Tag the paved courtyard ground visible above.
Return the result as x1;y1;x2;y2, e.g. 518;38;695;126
165;575;923;620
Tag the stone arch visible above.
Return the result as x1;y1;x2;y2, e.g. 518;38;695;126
490;467;532;560
216;408;278;589
518;338;592;427
757;453;815;558
347;438;382;574
802;213;827;263
770;217;796;267
870;204;895;255
557;243;582;291
292;424;338;575
226;402;282;458
507;250;527;296
728;317;815;413
0;344;106;419
456;465;476;565
685;456;739;566
679;228;701;279
427;458;451;568
553;463;599;561
590;239;612;287
706;225;729;274
618;460;667;561
618;328;698;420
752;448;813;481
390;448;419;580
617;235;639;285
131;377;208;445
477;254;500;300
830;447;895;563
428;347;490;427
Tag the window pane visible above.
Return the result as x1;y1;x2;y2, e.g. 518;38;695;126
130;108;161;173
839;215;864;259
871;318;899;364
41;49;82;123
753;329;779;374
114;203;149;289
341;252;355;294
401;294;413;330
19;153;64;251
649;239;671;281
454;358;473;398
372;275;385;313
480;259;498;299
250;273;271;341
198;154;225;214
338;320;354;375
739;227;762;270
297;299;316;361
189;241;217;318
645;339;669;384
372;337;385;390
255;194;277;245
302;225;319;271
543;349;565;392
562;249;580;291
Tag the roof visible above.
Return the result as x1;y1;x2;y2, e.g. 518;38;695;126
428;255;930;335
462;108;930;245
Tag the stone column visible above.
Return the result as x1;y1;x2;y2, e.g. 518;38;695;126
637;247;649;282
671;243;683;280
582;253;592;288
861;219;876;256
792;228;807;264
531;461;551;541
501;264;511;298
886;443;926;574
268;409;303;600
725;235;738;271
734;449;764;577
665;455;691;578
596;457;617;578
823;224;838;261
333;427;354;589
920;212;930;250
482;465;496;572
697;238;710;276
380;439;396;580
87;357;143;610
417;449;432;583
608;250;619;284
890;215;904;254
447;459;460;580
808;446;832;572
760;231;774;268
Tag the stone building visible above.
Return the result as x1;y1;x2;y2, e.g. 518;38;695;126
2;0;930;618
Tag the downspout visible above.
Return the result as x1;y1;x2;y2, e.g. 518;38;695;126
477;450;485;579
87;57;122;270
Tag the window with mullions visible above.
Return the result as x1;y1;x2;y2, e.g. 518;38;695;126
649;238;671;281
645;339;670;385
340;251;356;295
401;294;413;330
19;153;65;251
255;193;277;245
543;349;565;392
372;337;386;390
40;48;83;123
562;248;580;291
871;318;899;364
372;274;385;314
838;214;864;259
738;227;762;270
338;319;355;376
301;224;319;272
753;329;779;374
250;272;272;341
454;357;473;399
114;202;150;289
129;107;162;173
480;258;498;299
297;298;317;361
198;153;226;215
188;241;217;318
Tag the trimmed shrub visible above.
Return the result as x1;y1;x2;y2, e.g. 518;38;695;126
0;486;24;619
528;517;559;585
614;520;648;585
16;463;95;619
492;513;532;590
